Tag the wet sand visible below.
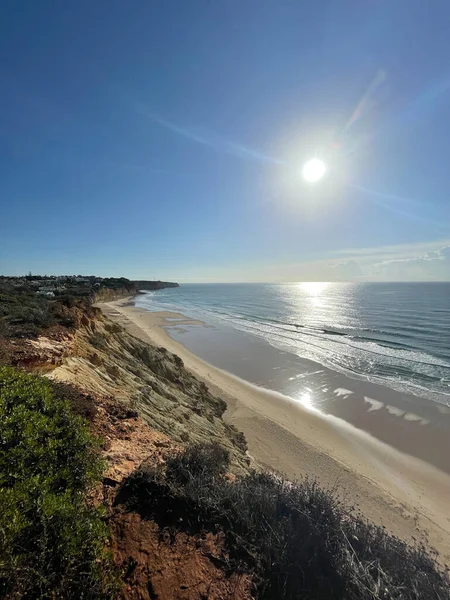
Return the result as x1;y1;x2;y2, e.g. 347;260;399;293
162;311;450;476
98;299;450;562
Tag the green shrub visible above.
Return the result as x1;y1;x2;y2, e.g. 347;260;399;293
119;443;450;600
165;442;229;486
0;288;82;338
0;293;56;338
47;380;98;421
0;367;118;598
57;294;78;308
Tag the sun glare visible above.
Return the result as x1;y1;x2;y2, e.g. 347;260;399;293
296;391;319;412
302;158;326;183
300;282;329;295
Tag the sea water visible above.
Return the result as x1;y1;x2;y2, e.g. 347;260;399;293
135;282;450;406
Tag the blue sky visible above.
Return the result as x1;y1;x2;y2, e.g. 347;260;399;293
1;0;450;281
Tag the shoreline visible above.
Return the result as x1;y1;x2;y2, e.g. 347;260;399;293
98;298;450;561
144;298;450;476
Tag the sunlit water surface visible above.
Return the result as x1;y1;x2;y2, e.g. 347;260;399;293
135;282;450;406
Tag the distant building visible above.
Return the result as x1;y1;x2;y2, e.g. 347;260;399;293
37;290;55;297
37;285;56;296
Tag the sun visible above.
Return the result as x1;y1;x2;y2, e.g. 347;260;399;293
302;158;327;183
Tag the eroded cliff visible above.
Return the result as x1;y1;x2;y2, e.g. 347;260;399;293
47;309;248;473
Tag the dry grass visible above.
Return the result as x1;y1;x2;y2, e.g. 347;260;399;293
118;443;450;600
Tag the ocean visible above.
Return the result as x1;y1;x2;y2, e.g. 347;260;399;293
135;282;450;406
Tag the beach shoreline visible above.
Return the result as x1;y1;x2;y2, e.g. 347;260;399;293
98;298;450;562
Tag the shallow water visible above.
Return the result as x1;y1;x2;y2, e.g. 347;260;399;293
135;282;450;406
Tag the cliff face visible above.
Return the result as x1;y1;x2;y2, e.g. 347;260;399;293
4;301;252;598
47;310;248;473
92;281;178;302
2;324;251;598
93;287;135;303
84;394;253;600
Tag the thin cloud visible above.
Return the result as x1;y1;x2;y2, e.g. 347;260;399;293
135;103;283;165
332;238;450;259
157;240;450;282
368;245;450;281
270;241;450;282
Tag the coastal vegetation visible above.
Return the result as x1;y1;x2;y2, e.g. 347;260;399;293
0;277;449;599
119;442;450;600
0;275;177;340
0;367;118;598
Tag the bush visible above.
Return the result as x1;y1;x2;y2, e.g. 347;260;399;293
0;367;118;598
0;290;81;338
119;443;450;600
165;442;229;486
48;379;98;420
0;292;55;336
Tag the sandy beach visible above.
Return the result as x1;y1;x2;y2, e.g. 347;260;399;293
98;298;450;562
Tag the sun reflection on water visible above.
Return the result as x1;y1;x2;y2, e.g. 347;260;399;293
296;390;319;412
299;282;330;308
299;282;330;296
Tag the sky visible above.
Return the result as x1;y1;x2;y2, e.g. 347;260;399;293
1;0;450;282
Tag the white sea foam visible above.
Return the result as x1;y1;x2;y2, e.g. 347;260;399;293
334;388;354;398
364;397;384;412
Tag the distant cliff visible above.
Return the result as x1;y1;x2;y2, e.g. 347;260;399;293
132;280;179;291
93;287;135;303
93;281;178;303
0;276;179;306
